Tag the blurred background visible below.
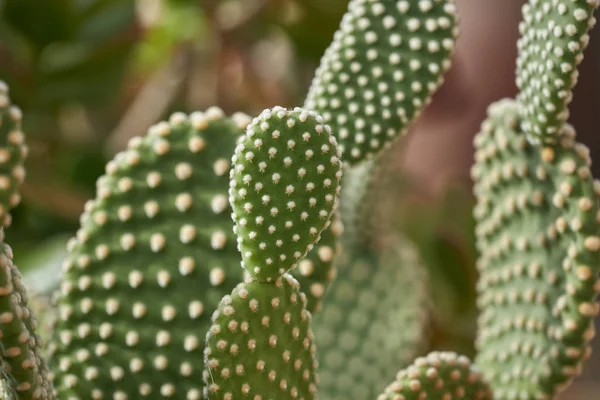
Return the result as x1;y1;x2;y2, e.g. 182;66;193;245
0;0;598;397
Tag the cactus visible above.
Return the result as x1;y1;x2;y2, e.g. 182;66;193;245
305;0;459;164
0;82;27;228
472;98;600;399
314;235;430;400
205;106;341;400
229;107;343;283
376;352;493;400
1;0;600;398
516;0;599;140
203;274;318;400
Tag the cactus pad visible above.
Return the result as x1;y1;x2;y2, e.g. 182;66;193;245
290;216;343;314
0;81;27;228
203;274;317;400
0;230;53;399
230;107;342;282
314;236;430;399
472;99;600;398
304;0;459;164
377;352;493;400
49;109;251;399
516;0;599;140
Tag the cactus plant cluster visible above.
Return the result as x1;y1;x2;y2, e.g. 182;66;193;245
0;0;599;399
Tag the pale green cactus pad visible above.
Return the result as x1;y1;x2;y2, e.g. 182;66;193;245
338;159;375;246
314;236;430;400
229;106;342;282
0;230;53;399
48;109;252;399
203;274;317;400
516;0;599;140
377;352;493;400
0;81;27;228
472;99;600;398
304;0;459;164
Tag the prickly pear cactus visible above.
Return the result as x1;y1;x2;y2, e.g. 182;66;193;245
314;235;430;400
377;352;493;400
305;0;459;164
48;109;250;399
516;0;599;140
203;275;318;400
0;230;53;400
0;81;27;228
229;106;343;282
205;106;341;400
472;99;600;399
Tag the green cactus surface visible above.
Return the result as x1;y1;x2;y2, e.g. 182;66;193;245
472;99;600;399
0;81;27;228
516;0;599;140
229;106;342;282
203;274;317;400
314;235;430;400
48;109;251;399
304;0;459;164
377;351;493;400
290;215;342;314
0;229;53;399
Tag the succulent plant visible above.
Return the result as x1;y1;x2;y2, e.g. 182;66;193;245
472;99;600;399
0;0;599;399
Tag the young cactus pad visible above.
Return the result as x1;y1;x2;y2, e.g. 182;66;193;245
314;236;430;400
516;0;599;140
304;0;458;164
376;352;493;400
0;229;53;399
472;99;600;398
204;274;317;400
0;81;27;228
49;109;251;399
229;107;342;282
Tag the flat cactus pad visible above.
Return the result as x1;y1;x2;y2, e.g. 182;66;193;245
516;0;599;140
472;99;600;398
377;352;493;400
305;0;458;164
314;236;430;399
204;274;317;400
230;107;342;282
0;81;27;228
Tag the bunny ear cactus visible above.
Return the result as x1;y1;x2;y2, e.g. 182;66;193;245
48;109;253;399
0;81;27;228
203;275;318;400
305;0;459;164
314;235;430;400
229;106;343;282
205;107;342;400
516;0;599;140
377;352;493;400
472;99;600;399
0;86;52;399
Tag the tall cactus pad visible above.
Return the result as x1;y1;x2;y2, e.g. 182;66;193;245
472;99;600;398
305;0;458;164
314;236;430;399
49;109;249;399
0;82;27;228
291;216;343;314
377;352;493;400
516;0;599;140
0;230;53;399
204;274;317;400
230;107;342;282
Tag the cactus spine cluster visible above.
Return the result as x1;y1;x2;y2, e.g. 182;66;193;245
0;0;599;399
